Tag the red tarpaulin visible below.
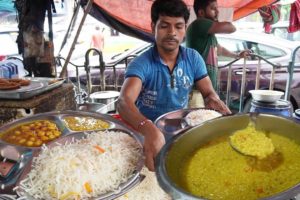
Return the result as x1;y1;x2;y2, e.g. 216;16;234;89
89;0;277;42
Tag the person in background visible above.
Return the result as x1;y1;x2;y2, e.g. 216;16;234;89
117;0;231;171
110;28;119;36
91;26;105;54
186;0;251;91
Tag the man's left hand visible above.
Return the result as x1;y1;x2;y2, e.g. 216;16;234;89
238;49;252;59
205;96;231;115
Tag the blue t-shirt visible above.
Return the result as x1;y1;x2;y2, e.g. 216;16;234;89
125;45;207;121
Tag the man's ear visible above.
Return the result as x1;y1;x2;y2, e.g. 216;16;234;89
197;9;205;17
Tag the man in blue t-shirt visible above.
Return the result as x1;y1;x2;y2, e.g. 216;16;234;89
117;0;231;171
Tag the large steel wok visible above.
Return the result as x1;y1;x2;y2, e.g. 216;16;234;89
155;113;300;200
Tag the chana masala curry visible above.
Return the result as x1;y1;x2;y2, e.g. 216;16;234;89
0;120;61;147
178;127;300;200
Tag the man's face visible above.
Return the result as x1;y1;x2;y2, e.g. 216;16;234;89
203;1;219;21
152;15;186;52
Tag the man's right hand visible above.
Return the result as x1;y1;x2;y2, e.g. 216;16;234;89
142;125;166;171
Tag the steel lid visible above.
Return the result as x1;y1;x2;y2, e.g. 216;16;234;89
90;90;120;99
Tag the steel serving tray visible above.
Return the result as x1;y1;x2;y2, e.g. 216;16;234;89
0;111;144;198
0;78;65;100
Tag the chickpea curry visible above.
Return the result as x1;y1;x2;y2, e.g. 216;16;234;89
0;120;61;147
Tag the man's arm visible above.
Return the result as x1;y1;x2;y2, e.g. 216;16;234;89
195;76;231;115
217;44;252;59
117;77;165;171
208;21;236;34
217;44;237;58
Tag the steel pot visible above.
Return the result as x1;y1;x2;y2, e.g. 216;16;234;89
89;91;120;112
78;102;108;114
156;113;300;200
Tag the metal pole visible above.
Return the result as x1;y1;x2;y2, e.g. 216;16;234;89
59;0;94;78
239;58;247;112
225;65;232;106
284;45;300;100
255;58;261;90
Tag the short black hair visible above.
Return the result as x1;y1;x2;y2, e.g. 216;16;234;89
193;0;216;15
151;0;190;24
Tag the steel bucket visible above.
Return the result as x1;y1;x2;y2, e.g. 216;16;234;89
78;102;108;114
89;91;120;112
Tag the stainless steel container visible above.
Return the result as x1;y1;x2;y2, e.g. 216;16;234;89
78;102;108;114
250;99;293;117
89;91;120;112
156;114;300;200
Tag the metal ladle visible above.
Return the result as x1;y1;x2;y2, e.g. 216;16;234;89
229;113;275;158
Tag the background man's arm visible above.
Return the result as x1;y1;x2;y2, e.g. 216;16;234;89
217;44;252;59
217;44;237;58
208;21;236;34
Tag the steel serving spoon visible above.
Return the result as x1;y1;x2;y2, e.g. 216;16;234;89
229;113;275;158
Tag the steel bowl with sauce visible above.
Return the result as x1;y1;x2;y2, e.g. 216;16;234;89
156;114;300;200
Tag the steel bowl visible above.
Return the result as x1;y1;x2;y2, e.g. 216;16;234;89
156;113;300;200
78;102;108;114
249;90;284;103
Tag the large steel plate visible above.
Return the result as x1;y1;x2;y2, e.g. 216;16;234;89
0;111;144;198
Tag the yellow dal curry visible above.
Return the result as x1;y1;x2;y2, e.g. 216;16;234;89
63;116;110;131
180;132;300;200
230;123;275;159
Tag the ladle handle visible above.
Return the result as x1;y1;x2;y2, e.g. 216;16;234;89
249;112;259;126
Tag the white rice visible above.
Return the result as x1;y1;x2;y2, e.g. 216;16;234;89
117;167;171;200
185;109;222;126
17;130;142;200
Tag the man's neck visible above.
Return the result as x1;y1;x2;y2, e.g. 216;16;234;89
157;47;179;71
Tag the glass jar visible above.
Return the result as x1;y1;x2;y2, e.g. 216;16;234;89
250;99;292;117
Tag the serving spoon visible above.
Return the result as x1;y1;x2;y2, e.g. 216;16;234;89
228;114;284;171
229;113;275;159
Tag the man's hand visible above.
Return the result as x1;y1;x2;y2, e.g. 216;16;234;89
143;125;165;171
205;95;231;115
237;49;252;59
